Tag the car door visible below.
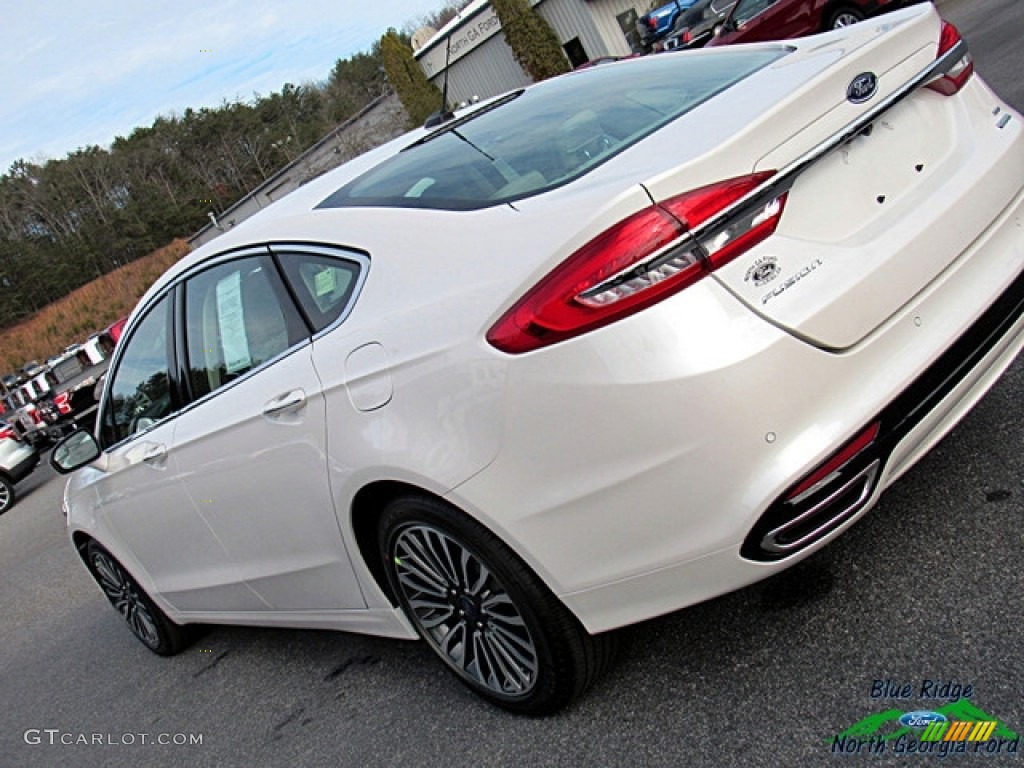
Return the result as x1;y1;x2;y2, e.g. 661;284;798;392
94;294;262;613
729;0;812;42
169;249;365;611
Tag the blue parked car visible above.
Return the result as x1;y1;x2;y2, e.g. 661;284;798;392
636;0;701;50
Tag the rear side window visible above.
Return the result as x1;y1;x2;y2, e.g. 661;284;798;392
318;49;787;212
184;255;308;400
274;249;366;333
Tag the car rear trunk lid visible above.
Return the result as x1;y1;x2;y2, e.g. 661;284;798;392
643;6;1023;350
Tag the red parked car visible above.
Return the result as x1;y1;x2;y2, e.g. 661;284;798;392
104;316;129;345
708;0;907;46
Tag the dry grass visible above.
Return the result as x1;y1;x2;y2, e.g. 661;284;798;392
0;239;190;372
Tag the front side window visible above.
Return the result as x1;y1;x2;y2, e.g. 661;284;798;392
184;255;307;400
101;297;174;447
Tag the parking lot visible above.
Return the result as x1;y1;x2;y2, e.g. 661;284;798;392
1;1;1021;765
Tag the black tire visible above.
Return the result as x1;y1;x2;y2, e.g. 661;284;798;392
0;475;14;515
379;495;617;715
84;541;192;656
827;6;865;29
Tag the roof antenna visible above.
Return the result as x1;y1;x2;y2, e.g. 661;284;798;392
424;34;455;127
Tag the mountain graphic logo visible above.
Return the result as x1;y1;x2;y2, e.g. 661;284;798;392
834;699;1019;744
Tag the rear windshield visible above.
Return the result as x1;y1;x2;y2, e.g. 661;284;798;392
318;49;787;212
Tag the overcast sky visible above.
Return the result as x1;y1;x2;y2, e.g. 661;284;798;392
0;0;448;172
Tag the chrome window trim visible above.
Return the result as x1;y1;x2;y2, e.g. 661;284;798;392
98;242;370;448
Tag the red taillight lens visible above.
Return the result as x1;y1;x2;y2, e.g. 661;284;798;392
659;172;782;271
926;21;973;96
0;427;14;440
786;422;881;502
487;172;784;354
27;405;42;425
54;393;72;415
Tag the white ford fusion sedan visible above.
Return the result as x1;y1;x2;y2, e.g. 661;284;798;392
53;3;1023;714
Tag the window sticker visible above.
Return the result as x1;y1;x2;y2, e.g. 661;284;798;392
215;271;251;374
313;267;338;298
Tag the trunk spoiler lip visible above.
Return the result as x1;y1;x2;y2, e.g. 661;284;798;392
674;35;970;251
587;29;968;305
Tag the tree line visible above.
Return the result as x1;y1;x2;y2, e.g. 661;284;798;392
0;0;566;333
0;2;478;332
0;49;389;330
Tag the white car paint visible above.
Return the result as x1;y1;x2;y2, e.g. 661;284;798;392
62;3;1022;651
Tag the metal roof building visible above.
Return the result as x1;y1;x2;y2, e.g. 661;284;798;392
414;0;648;107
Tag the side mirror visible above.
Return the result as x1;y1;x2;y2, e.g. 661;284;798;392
50;430;101;474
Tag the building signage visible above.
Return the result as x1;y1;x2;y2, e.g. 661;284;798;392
418;6;504;77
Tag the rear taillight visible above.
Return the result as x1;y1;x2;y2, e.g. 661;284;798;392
27;405;42;425
487;172;785;354
54;392;72;415
0;427;14;440
926;21;973;96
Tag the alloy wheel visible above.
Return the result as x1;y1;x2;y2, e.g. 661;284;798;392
90;549;161;649
832;12;862;28
0;480;11;513
392;524;540;698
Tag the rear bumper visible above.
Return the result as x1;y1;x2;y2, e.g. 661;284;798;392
744;266;1024;561
565;296;1024;633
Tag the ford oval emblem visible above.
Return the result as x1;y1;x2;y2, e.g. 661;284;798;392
847;72;878;104
899;711;948;729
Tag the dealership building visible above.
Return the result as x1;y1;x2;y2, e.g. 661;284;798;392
414;0;649;107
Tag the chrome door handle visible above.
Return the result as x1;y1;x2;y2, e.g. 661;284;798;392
262;389;306;416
